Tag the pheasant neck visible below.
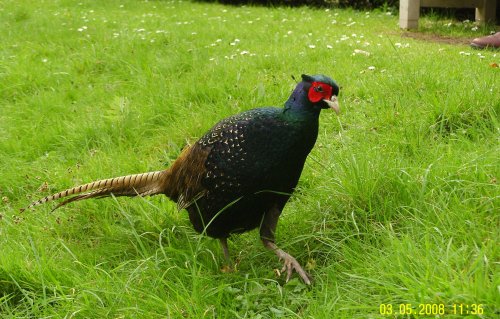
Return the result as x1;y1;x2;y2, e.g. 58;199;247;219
283;82;321;119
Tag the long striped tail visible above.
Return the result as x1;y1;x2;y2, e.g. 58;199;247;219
20;170;169;212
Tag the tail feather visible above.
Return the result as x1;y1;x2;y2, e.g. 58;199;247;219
21;170;168;212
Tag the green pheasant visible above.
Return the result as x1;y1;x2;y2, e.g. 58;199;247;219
23;74;340;284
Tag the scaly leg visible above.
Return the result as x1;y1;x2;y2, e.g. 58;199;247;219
220;238;230;263
260;205;311;285
219;238;233;273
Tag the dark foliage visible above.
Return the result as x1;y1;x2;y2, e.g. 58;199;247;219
193;0;399;10
194;0;499;23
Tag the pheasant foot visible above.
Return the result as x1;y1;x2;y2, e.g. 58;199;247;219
263;240;311;285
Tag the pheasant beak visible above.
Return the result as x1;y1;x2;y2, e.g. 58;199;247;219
323;95;340;114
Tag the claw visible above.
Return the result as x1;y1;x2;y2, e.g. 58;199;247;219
279;253;311;285
262;239;312;285
221;264;233;273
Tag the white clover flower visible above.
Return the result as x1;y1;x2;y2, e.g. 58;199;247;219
353;49;370;56
395;42;410;48
308;44;316;49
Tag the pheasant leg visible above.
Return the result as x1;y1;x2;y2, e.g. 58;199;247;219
219;238;233;273
260;204;311;285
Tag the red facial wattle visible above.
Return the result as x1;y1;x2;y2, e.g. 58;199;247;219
307;82;333;103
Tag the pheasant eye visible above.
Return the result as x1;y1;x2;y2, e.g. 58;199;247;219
314;86;323;93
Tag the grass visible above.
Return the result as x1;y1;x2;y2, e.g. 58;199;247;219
0;0;498;318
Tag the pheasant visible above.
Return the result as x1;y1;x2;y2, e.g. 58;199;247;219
22;74;340;284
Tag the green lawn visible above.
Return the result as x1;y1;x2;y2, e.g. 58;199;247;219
1;0;498;318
